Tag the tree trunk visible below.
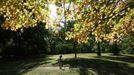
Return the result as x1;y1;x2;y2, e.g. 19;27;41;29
97;42;101;56
112;41;119;55
74;42;77;58
59;54;63;69
75;50;77;58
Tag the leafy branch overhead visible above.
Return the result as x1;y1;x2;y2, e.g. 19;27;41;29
65;0;133;43
0;0;49;31
0;0;133;44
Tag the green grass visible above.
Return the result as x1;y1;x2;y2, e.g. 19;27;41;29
0;53;134;75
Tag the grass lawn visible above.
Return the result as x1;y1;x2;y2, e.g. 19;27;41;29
0;53;134;75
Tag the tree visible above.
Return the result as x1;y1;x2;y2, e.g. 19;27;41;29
0;0;49;31
0;0;133;56
0;22;49;57
65;0;130;56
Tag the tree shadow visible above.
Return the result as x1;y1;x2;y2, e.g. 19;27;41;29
79;67;89;75
98;54;134;63
0;55;53;75
54;57;134;75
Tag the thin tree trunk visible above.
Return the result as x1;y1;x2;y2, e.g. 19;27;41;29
97;42;101;56
74;42;77;58
113;41;119;55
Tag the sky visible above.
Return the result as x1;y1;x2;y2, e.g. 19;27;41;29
48;3;65;28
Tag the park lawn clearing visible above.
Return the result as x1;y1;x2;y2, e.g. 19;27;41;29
0;53;134;75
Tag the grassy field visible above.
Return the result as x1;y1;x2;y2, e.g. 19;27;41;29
0;53;134;75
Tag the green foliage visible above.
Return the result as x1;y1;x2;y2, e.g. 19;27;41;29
0;22;50;57
119;35;134;54
0;0;134;56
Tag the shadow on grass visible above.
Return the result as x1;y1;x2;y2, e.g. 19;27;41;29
79;67;89;75
54;56;134;75
99;54;134;63
1;54;134;75
0;55;53;75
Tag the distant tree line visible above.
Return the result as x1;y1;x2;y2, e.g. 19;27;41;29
0;0;134;58
0;16;134;58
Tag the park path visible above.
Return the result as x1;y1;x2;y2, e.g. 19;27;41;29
36;66;70;70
